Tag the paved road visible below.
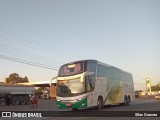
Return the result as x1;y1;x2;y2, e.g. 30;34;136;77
0;98;158;111
0;98;160;120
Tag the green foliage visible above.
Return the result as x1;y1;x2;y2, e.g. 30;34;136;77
151;85;160;91
36;87;45;92
5;73;29;84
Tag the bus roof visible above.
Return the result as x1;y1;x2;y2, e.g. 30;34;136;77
61;59;132;75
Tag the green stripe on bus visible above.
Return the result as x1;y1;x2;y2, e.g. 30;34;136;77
56;98;87;109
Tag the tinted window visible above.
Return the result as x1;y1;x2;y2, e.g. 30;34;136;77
97;64;109;77
58;61;84;77
106;67;112;78
85;74;95;92
111;68;121;80
85;60;97;92
86;60;97;74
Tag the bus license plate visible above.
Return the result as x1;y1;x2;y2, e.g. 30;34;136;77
66;103;71;107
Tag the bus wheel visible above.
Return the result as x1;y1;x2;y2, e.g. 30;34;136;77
96;97;103;110
25;97;30;105
127;96;130;105
12;97;19;105
19;97;26;105
124;96;128;106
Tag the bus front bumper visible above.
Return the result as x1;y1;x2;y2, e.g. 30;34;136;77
56;98;87;109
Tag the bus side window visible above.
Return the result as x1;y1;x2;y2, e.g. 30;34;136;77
86;61;97;74
97;64;106;77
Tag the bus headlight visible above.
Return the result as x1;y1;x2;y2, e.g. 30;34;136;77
78;98;82;101
81;103;86;107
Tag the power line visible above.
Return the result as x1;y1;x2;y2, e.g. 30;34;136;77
0;27;82;60
0;44;62;67
0;49;59;69
0;54;58;71
0;35;68;63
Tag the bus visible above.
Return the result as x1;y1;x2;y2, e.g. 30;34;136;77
56;60;134;110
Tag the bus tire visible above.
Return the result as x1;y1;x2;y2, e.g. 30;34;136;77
6;100;10;105
12;97;19;105
96;96;103;110
25;97;30;105
124;96;128;106
128;95;131;102
19;97;26;105
127;96;130;105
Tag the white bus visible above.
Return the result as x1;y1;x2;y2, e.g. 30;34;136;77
56;60;134;110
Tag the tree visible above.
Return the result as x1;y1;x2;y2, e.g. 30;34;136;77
151;85;160;91
5;73;29;84
36;87;45;92
21;76;29;83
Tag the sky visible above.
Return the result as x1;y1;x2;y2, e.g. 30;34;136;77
0;0;160;90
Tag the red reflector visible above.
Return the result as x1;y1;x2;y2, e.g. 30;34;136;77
66;103;71;107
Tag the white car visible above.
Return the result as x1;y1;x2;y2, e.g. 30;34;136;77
155;94;160;100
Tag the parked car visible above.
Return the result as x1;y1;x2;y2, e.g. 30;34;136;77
155;94;160;100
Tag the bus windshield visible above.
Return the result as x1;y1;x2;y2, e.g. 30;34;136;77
57;78;85;97
58;62;84;77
